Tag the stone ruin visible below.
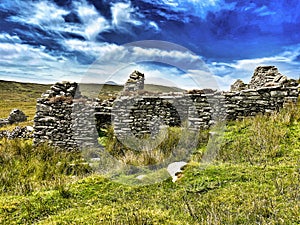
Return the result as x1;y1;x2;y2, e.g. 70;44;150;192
230;79;247;92
0;109;27;127
231;66;289;91
248;66;287;89
33;82;99;150
0;126;33;139
32;66;299;150
0;109;32;139
123;70;145;92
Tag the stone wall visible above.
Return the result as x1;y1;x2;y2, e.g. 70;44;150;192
248;66;287;89
112;93;193;138
33;66;299;150
0;126;33;139
123;70;145;92
223;86;299;120
34;82;98;150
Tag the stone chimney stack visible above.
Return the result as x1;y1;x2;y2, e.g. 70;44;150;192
123;70;145;92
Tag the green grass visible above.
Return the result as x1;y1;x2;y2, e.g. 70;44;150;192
101;125;207;167
0;80;299;224
0;103;299;224
0;139;91;196
0;80;50;130
217;103;300;165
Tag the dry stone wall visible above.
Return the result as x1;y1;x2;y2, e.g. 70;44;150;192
0;126;33;139
248;66;287;89
123;70;145;92
34;82;98;150
33;66;299;150
224;86;299;120
112;93;193;138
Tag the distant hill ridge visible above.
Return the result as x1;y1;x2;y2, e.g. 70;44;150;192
104;81;118;85
79;83;184;99
0;79;184;100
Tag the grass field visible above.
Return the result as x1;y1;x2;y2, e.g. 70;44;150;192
0;80;50;120
0;80;299;224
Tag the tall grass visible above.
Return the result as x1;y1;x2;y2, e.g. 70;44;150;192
0;139;91;195
217;102;300;165
103;125;209;167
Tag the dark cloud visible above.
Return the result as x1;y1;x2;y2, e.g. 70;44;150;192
63;12;81;23
87;0;113;20
53;0;73;8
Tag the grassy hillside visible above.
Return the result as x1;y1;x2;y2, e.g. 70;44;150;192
0;80;299;224
0;80;50;128
79;83;123;99
144;84;184;93
0;103;299;224
0;80;50;116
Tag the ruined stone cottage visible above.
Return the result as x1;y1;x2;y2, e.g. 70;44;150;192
33;66;299;150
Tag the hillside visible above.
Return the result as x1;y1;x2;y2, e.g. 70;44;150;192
0;102;299;224
79;83;184;99
0;80;299;224
0;80;50;121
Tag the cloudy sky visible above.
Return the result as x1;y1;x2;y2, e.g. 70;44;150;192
1;0;300;90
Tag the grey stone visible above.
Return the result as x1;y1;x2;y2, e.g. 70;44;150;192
8;109;27;124
231;79;247;91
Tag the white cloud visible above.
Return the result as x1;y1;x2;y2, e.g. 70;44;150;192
144;0;236;19
130;46;204;70
2;38;300;91
254;5;276;16
149;21;160;32
63;39;127;63
180;70;219;89
61;39;213;89
212;74;236;91
0;36;208;87
81;62;212;90
111;2;143;32
7;0;110;41
62;39;206;69
0;33;22;43
74;1;110;40
0;40;79;83
6;0;153;41
9;1;68;30
0;42;56;64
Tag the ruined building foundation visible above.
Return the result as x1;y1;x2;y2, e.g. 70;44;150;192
33;66;299;150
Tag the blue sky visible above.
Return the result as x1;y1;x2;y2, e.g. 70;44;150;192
0;0;300;90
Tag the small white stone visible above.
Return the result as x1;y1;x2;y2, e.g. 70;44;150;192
167;161;187;182
136;175;146;180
